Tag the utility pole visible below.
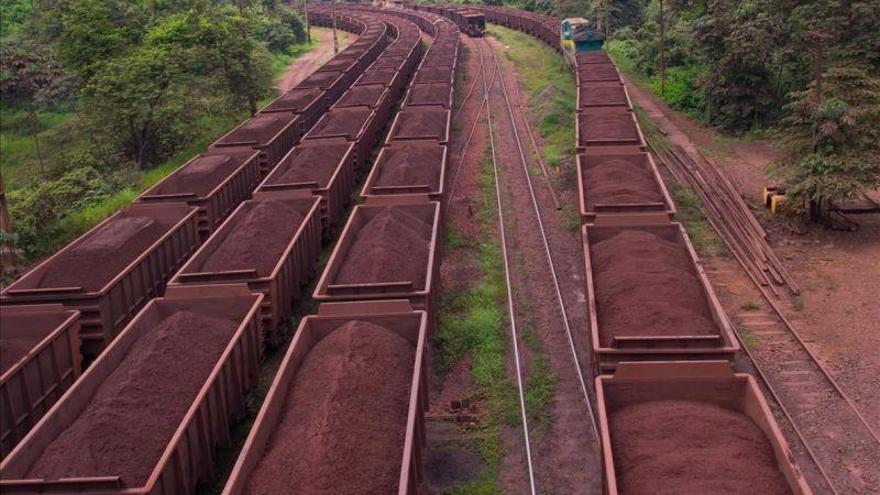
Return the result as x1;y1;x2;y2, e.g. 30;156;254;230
304;0;311;44
659;0;666;97
331;0;339;55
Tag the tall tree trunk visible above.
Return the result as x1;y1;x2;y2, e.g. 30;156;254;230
659;0;666;97
248;93;258;116
28;107;46;173
809;30;830;153
0;175;15;276
137;122;151;169
304;0;311;43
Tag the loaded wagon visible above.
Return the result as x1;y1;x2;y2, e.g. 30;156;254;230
168;192;322;346
1;305;80;459
596;361;812;495
137;147;261;239
582;223;740;373
220;300;428;495
0;285;264;495
258;140;358;228
1;203;200;358
313;197;441;332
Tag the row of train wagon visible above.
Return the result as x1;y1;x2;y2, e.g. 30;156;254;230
0;6;461;494
434;4;815;495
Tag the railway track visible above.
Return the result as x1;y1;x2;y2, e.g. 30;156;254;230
486;37;599;441
635;48;880;494
714;268;880;494
460;9;832;493
2;3;875;493
451;35;601;494
479;37;538;494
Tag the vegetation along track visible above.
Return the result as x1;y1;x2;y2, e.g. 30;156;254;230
448;33;602;493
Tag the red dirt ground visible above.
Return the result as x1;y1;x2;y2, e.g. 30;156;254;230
275;28;355;93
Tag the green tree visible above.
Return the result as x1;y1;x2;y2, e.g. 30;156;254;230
79;46;198;169
0;42;73;170
51;2;276;167
776;66;880;214
691;0;782;131
53;0;146;81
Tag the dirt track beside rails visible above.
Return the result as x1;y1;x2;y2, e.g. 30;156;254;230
276;28;355;93
487;36;602;495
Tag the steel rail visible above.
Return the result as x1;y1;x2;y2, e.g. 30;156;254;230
481;38;538;495
488;38;601;444
649;106;879;495
446;39;499;213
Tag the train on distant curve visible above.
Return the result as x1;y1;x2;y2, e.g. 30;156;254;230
408;3;486;37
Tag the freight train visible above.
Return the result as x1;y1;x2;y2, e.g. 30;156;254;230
408;2;485;37
0;3;817;495
1;8;460;495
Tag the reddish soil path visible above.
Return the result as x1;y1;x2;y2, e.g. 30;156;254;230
423;36;508;494
275;27;355;93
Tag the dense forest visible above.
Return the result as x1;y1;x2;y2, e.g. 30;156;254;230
2;0;879;265
1;0;306;262
492;0;880;217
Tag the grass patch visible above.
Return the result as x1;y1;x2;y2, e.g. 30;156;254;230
269;40;316;77
738;327;759;350
607;39;707;120
28;112;247;258
437;148;521;493
454;44;470;109
670;185;728;257
4;36;318;260
0;105;76;188
521;329;556;434
487;25;576;171
605;39;641;81
560;203;581;233
740;300;761;311
444;223;473;251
